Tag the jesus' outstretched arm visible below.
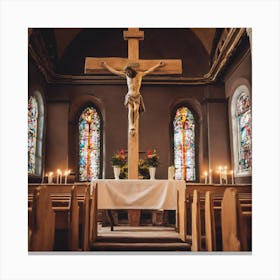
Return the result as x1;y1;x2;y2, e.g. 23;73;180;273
101;62;126;78
141;61;165;77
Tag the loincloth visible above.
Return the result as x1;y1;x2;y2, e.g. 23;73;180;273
124;93;145;113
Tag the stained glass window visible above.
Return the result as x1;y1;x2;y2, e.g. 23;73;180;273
28;96;38;174
237;93;252;172
79;106;101;181
173;106;196;181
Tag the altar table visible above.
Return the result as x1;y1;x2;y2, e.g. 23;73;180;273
93;179;186;242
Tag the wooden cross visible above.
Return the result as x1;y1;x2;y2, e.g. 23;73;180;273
85;28;182;75
84;28;182;179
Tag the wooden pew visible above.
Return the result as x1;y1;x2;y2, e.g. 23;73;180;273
191;190;201;251
205;191;216;251
28;186;55;251
29;185;79;251
221;188;252;251
185;184;251;237
187;184;252;251
51;186;79;250
89;183;98;244
28;183;93;251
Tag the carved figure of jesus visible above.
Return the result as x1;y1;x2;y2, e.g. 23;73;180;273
101;61;165;135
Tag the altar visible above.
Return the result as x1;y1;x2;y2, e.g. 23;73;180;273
93;179;186;242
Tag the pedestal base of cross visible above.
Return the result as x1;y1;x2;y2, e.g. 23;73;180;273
84;28;182;179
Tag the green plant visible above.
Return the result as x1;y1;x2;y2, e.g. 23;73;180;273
119;163;128;179
138;158;150;179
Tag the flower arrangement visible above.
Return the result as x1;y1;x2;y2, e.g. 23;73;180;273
111;149;127;167
146;149;159;167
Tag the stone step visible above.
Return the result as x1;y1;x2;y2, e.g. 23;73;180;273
96;236;183;243
92;242;191;251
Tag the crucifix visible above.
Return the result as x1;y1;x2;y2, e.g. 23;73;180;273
85;28;182;179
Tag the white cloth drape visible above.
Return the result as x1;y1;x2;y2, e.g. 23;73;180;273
96;179;185;210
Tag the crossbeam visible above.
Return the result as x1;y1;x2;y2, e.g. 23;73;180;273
85;57;182;75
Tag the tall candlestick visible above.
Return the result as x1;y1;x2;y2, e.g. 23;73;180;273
168;166;175;180
64;170;68;184
57;169;60;184
204;171;208;184
209;169;212;184
218;166;222;184
224;166;228;184
48;172;53;184
231;170;234;184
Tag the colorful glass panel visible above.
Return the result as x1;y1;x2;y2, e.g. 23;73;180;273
173;106;195;181
28;96;38;174
79;107;101;181
237;94;252;171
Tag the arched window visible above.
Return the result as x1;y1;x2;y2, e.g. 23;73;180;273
231;85;252;175
173;106;196;181
79;106;101;181
28;92;44;175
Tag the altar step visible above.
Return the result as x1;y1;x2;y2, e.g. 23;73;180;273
91;225;191;251
92;241;191;251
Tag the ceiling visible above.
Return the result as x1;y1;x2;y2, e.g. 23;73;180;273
52;28;217;60
29;28;249;84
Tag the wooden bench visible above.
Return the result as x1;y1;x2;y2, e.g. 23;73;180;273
221;187;252;251
28;183;96;251
28;186;55;251
29;185;79;251
187;184;252;251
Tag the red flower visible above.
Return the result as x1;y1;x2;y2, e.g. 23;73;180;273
147;149;153;158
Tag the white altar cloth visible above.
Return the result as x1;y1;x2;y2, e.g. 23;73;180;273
97;179;184;210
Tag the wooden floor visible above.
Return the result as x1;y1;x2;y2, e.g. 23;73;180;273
91;224;191;251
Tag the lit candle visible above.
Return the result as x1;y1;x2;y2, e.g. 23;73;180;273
218;166;222;184
204;171;208;184
57;169;60;184
209;169;212;184
64;170;71;184
224;166;228;184
231;170;234;184
48;172;53;184
64;170;68;184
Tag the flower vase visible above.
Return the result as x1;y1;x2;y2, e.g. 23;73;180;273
149;167;156;180
113;166;121;180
